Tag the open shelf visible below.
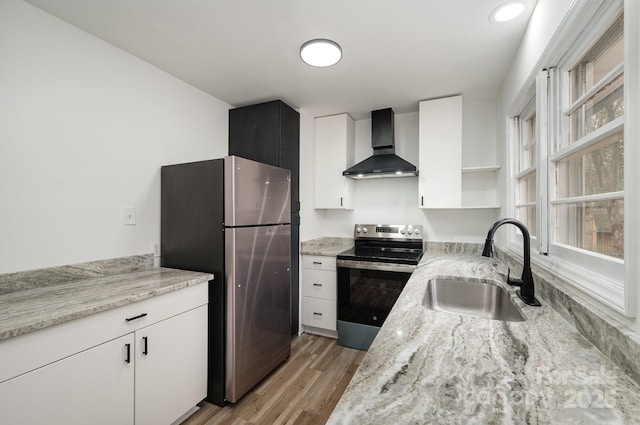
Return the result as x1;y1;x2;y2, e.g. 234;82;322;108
423;205;501;210
461;165;501;173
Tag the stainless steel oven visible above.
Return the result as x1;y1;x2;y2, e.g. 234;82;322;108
336;224;423;351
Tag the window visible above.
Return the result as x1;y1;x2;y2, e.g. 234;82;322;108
553;15;625;260
509;2;629;314
515;102;537;238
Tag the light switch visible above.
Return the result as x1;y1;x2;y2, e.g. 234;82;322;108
123;207;136;226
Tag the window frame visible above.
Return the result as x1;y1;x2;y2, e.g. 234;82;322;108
514;98;538;242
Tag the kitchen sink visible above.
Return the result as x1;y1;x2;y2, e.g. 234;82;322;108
422;278;525;322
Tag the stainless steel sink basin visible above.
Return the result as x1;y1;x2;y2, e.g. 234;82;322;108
422;278;525;322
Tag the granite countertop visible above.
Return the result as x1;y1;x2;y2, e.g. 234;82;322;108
300;237;354;256
0;264;212;341
328;252;640;424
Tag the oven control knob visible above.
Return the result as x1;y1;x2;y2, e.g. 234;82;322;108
356;227;361;233
363;228;368;234
414;229;420;235
400;228;405;234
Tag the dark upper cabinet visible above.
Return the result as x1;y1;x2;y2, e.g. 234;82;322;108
229;100;300;212
229;99;301;336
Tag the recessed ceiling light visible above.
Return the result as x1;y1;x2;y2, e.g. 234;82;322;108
490;1;525;23
300;39;342;67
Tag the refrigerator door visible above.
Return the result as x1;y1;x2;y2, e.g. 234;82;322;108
224;156;291;227
225;224;291;403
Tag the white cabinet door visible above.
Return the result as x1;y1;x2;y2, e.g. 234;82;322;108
418;96;462;208
134;305;208;425
314;114;355;209
0;334;135;425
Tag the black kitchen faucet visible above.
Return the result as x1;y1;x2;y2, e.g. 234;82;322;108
482;218;541;306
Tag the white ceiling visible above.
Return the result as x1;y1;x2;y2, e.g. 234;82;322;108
24;0;536;119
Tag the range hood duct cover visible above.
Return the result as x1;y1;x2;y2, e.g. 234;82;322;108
343;108;418;179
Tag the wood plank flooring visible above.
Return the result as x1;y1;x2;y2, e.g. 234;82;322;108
181;334;365;425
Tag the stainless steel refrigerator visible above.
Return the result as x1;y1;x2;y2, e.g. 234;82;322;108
160;155;291;405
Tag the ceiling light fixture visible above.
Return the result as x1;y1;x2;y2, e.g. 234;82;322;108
490;1;525;23
300;39;342;67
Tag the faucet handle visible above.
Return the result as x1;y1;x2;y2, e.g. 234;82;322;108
506;267;523;287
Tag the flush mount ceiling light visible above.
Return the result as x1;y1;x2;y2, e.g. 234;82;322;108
300;39;342;67
490;1;525;23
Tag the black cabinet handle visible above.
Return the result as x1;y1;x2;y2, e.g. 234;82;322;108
142;337;148;355
125;313;147;322
313;261;322;265
313;283;323;287
421;196;424;206
340;197;343;207
125;343;131;364
313;312;323;316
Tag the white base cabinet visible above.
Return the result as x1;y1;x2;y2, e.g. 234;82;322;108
0;283;208;425
301;255;337;337
135;305;208;425
0;334;135;425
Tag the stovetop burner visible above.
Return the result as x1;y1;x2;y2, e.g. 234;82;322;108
337;224;424;266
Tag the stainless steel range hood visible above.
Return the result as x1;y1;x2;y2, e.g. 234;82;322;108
342;108;418;179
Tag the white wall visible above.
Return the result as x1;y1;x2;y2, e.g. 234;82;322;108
0;0;230;273
302;98;500;242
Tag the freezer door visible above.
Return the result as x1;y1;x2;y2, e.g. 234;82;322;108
224;156;291;227
225;225;291;403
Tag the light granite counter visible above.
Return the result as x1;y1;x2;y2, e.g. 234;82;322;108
300;237;354;256
328;252;640;424
0;255;212;341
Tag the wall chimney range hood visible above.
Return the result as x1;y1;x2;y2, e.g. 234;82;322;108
343;108;418;179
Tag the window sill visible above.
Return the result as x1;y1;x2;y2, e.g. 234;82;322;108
502;242;630;316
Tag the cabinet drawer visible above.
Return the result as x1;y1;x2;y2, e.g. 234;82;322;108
302;297;336;331
302;255;336;271
302;269;336;300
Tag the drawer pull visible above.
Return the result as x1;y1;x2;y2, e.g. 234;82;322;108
313;312;323;316
313;261;323;265
125;343;131;364
313;283;323;287
125;313;147;322
142;336;149;355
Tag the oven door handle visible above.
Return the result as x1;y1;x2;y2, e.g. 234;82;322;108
336;259;416;273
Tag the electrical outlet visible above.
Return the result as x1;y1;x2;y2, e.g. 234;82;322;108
151;242;160;257
123;207;136;226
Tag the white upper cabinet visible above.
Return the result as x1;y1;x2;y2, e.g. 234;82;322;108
418;96;463;208
314;114;355;209
418;96;500;209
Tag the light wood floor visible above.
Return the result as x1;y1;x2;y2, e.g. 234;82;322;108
182;334;365;425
